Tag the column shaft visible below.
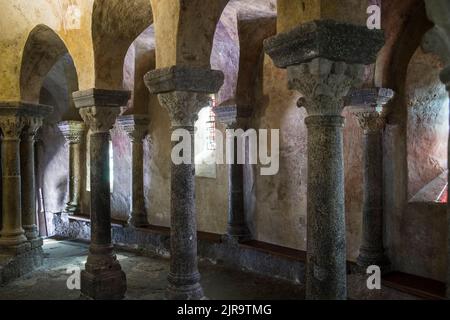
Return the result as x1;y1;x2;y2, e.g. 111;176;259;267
130;139;146;226
90;132;111;246
226;134;250;239
20;135;38;240
67;142;82;214
167;125;203;299
358;130;386;267
305;115;346;300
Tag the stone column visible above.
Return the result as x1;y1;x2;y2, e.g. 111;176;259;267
214;105;252;242
58;121;85;216
73;89;130;300
20;116;44;245
0;111;28;253
117;115;149;227
264;20;384;300
145;66;224;300
347;88;394;270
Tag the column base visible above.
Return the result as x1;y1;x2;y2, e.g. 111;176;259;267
80;269;127;300
29;237;44;249
0;241;31;255
356;248;391;273
166;271;205;300
81;250;127;300
166;282;205;300
23;225;39;241
128;213;150;228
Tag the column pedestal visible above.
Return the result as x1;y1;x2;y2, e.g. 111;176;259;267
145;66;224;300
118;115;149;227
58;121;85;216
74;89;130;300
264;20;384;300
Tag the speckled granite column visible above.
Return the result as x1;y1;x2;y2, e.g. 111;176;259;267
0;111;28;252
145;66;224;300
20;109;51;247
348;88;394;270
214;105;252;242
441;66;450;299
74;89;130;300
58;121;85;216
264;20;384;300
118;115;149;227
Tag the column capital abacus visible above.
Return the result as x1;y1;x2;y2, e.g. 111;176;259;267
58;120;86;144
73;89;131;133
144;66;224;127
214;104;253;129
117;114;149;142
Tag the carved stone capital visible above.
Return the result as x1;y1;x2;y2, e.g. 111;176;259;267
58;121;86;144
158;91;211;127
73;89;131;134
290;58;365;116
79;107;120;133
0;102;52;140
352;110;386;134
0;116;25;140
21;116;44;141
117;114;149;142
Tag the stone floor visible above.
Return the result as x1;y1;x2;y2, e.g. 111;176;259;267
0;239;417;300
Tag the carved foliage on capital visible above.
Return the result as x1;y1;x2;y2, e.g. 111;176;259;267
58;121;86;144
0;116;26;140
158;91;210;127
121;124;148;142
21;116;43;141
79;107;120;133
353;111;385;133
288;58;365;116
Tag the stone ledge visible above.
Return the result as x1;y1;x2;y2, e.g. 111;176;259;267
53;213;305;284
264;19;385;68
144;66;224;94
72;88;131;109
0;247;44;286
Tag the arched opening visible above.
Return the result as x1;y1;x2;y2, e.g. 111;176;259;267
407;47;449;203
92;0;153;90
19;25;81;236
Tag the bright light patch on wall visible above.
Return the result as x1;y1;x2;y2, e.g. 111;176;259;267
195;96;217;179
58;1;82;31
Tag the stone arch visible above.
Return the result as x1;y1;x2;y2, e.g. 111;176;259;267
91;0;153;90
20;24;74;104
211;1;276;106
123;25;156;114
